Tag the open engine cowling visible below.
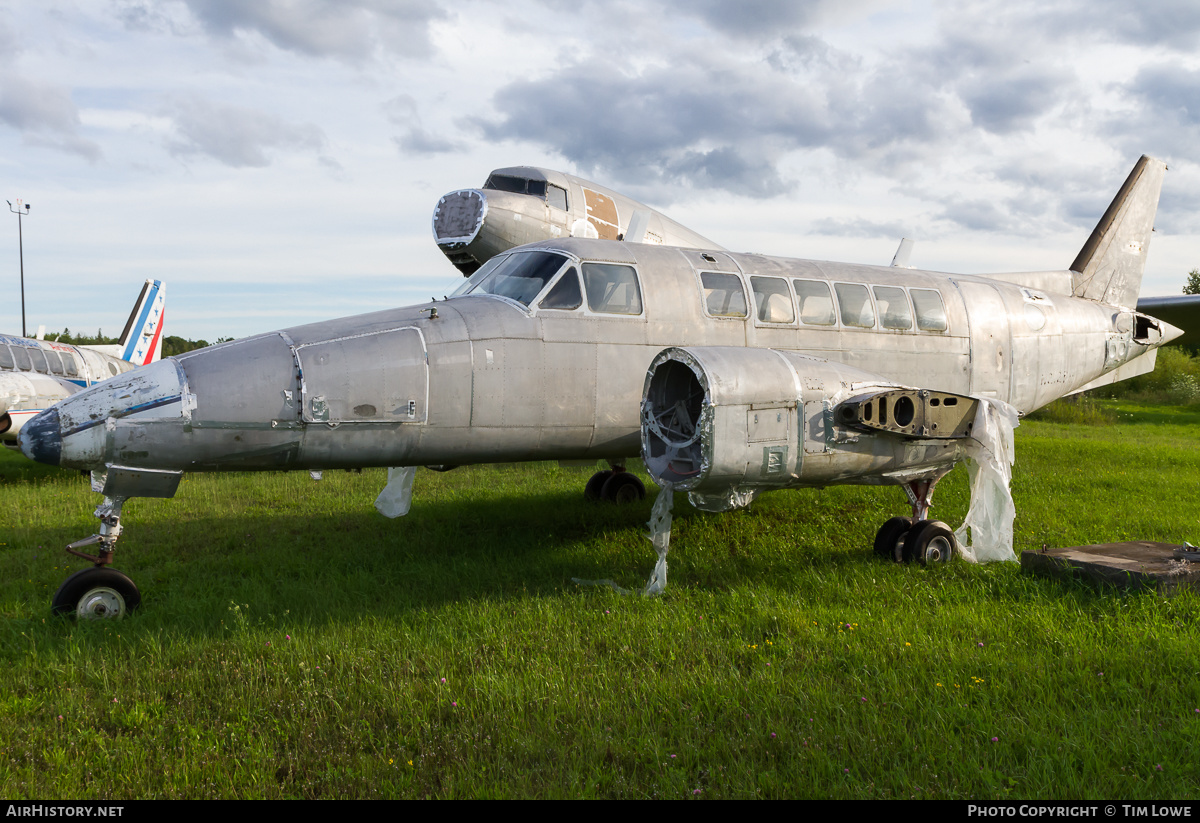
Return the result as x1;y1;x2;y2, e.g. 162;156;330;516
640;347;971;510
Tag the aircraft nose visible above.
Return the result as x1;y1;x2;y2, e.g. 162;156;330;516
18;407;61;466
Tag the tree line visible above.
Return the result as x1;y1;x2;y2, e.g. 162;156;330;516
43;329;232;357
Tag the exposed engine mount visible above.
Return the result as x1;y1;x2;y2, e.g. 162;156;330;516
640;347;971;510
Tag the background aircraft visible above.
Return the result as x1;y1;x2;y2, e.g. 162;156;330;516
433;166;722;275
0;280;165;448
18;156;1178;618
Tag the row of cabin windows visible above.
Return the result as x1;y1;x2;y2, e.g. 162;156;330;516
700;272;949;332
482;175;570;212
0;344;81;377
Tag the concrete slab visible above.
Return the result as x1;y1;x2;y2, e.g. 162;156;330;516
1020;541;1200;594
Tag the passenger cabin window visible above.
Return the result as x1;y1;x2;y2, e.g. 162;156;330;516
911;289;949;332
835;283;875;328
539;266;583;310
457;251;570;306
11;346;31;371
0;346;12;370
793;279;835;326
701;272;747;317
872;286;912;330
45;350;64;375
28;348;48;373
751;276;795;324
582;263;642;315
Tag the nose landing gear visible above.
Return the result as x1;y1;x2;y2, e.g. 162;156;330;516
51;495;141;619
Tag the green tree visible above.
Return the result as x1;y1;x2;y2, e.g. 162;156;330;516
1185;269;1200;295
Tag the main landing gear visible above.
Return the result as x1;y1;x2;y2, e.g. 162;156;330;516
584;462;647;504
872;474;958;566
51;496;141;619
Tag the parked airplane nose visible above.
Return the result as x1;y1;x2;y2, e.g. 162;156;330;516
18;406;60;465
19;358;188;471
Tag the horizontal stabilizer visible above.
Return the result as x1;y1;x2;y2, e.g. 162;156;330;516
1070;155;1167;308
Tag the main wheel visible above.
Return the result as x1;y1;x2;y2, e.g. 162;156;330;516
51;568;141;619
584;470;614;501
601;471;646;504
905;520;956;566
873;516;914;561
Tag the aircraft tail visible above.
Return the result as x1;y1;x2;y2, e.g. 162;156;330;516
1069;155;1167;308
116;280;166;366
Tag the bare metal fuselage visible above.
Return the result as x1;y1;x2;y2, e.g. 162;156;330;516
25;239;1162;491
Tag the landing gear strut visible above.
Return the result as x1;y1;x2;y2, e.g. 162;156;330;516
51;496;141;619
584;462;647;504
873;472;958;565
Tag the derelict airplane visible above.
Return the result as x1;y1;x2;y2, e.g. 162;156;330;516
19;156;1180;617
0;280;165;448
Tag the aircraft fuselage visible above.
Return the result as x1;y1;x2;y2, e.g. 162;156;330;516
21;239;1165;491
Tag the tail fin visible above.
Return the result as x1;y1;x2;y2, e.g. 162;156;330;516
1069;155;1167;308
117;280;166;366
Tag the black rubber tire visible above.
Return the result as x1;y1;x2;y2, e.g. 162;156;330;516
51;567;141;619
905;520;956;566
601;471;646;504
874;516;914;561
584;470;614;501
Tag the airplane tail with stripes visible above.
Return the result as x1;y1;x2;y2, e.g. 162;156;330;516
115;280;166;366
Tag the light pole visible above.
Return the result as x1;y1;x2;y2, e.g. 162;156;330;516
7;199;30;337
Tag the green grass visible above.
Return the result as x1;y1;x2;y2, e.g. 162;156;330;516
2;401;1200;798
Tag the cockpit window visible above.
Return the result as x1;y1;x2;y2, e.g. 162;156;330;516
455;251;571;306
539;267;583;310
0;345;13;370
484;174;547;199
547;184;568;211
583;263;642;315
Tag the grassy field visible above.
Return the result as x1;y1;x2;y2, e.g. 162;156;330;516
2;399;1199;799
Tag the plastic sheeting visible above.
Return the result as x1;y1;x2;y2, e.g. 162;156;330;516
688;487;759;513
643;485;674;595
375;466;416;518
954;398;1020;563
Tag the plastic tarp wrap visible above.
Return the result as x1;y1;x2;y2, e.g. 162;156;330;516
688;487;760;513
643;485;674;595
954;399;1020;563
572;484;675;596
375;466;416;518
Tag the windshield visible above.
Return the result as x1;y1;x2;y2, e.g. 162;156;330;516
452;251;571;306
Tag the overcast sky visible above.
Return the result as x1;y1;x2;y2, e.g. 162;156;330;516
2;0;1199;340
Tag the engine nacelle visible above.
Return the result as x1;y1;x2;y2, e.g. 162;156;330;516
640;347;970;510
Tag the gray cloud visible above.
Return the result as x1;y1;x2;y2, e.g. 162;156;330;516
476;47;965;198
164;93;329;167
0;73;101;162
174;0;446;61
384;95;468;156
810;216;914;239
1107;63;1200;166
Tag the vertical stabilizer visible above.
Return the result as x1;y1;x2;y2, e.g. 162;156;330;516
117;280;166;366
1070;155;1167;308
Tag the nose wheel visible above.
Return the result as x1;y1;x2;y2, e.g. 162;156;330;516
51;567;141;619
53;494;142;619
